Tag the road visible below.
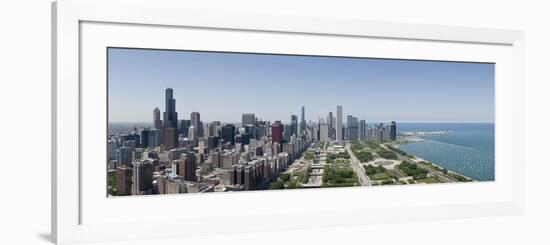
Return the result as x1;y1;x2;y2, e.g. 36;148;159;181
345;143;371;186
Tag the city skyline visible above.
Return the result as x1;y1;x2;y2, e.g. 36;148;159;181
107;48;493;197
108;48;495;123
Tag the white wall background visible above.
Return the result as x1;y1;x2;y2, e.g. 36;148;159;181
0;0;548;244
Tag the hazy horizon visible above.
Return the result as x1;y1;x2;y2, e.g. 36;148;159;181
108;48;495;123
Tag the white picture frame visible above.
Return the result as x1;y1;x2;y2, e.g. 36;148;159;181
52;0;525;244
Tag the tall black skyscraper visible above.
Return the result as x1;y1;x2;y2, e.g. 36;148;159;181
290;114;298;137
179;119;191;137
390;121;397;140
163;88;178;129
327;112;333;139
221;124;236;145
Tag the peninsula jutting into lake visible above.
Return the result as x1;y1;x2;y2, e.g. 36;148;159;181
107;48;494;196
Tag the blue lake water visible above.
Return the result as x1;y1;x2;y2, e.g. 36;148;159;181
396;123;494;181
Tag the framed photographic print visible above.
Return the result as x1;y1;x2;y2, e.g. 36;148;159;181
52;0;525;244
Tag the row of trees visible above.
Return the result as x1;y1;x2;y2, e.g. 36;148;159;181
268;173;291;189
364;164;386;176
350;141;375;162
386;145;411;157
355;151;374;162
398;161;428;180
376;150;398;160
420;161;449;174
321;165;358;187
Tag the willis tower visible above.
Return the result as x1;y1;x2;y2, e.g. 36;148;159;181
163;88;178;150
163;88;178;129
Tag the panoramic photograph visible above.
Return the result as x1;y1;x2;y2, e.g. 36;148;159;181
107;48;495;197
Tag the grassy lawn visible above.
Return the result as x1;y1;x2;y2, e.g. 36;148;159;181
321;165;359;187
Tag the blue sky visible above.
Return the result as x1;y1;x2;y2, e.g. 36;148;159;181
108;48;494;123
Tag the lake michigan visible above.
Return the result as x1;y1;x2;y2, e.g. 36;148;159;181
396;123;494;181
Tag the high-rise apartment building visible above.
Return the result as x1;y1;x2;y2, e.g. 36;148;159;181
132;160;153;195
271;123;283;144
116;166;132;196
179;153;197;181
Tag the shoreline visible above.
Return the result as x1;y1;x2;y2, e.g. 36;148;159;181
391;141;475;182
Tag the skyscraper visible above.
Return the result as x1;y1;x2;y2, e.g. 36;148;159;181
164;127;178;150
221;124;236;145
271;123;283;144
390;121;397;141
290;114;298;137
319;121;329;142
300;106;306;135
140;128;150;148
153;107;162;129
148;129;160;148
327;112;333;139
242;113;255;126
116;146;133;167
347;115;359;140
377;123;384;142
188;125;197;141
190;112;202;137
283;124;292;142
179;119;191;137
179;153;197;181
162;88;178;129
116;167;132;196
336;105;343;141
132;160;153;195
359;120;367;141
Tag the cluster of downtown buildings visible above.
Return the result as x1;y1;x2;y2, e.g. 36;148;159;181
107;88;397;196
